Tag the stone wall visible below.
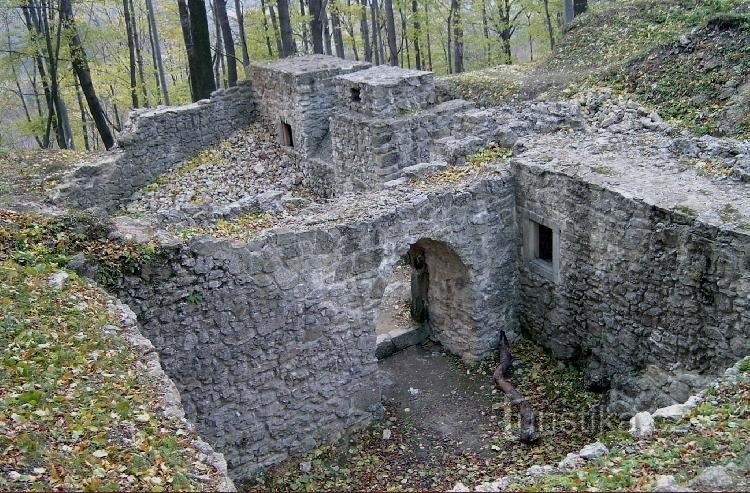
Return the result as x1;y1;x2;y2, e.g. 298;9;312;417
113;176;519;479
53;83;256;211
513;163;750;413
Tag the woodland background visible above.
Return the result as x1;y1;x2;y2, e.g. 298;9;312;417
0;0;585;149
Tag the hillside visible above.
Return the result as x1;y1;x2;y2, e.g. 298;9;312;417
446;0;750;139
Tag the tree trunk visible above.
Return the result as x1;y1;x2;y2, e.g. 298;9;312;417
451;0;463;73
234;0;251;65
187;0;216;100
563;0;574;25
277;0;297;56
21;1;55;148
259;0;275;56
300;0;310;53
146;0;171;104
268;3;283;56
122;0;139;108
424;1;432;70
177;0;195;99
526;12;533;62
323;9;332;55
411;0;421;70
360;0;371;61
383;0;397;66
369;0;380;64
60;0;115;149
481;0;489;63
39;0;68;148
399;3;409;68
211;1;226;88
308;0;324;53
215;0;238;84
446;10;452;74
74;75;90;151
542;0;555;51
493;331;540;444
129;0;150;107
331;2;345;58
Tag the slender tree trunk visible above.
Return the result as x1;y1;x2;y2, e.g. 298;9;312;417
360;0;371;62
369;0;380;64
399;4;409;68
411;0;421;70
122;0;139;107
277;0;297;56
526;12;533;62
21;2;54;148
481;0;490;63
211;1;225;88
215;0;238;84
146;0;170;104
383;0;397;65
60;0;115;149
129;0;150;106
40;0;67;148
542;0;555;50
268;3;283;56
446;9;452;74
300;0;310;53
308;0;324;53
74;75;90;151
424;1;432;70
234;0;251;65
260;0;275;56
9;47;42;147
451;0;463;73
331;2;345;58
323;9;332;55
177;0;195;98
110;84;122;131
186;0;216;100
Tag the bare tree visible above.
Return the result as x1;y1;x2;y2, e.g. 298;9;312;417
122;0;139;107
277;0;297;56
359;0;371;62
185;0;216;100
383;0;397;65
145;0;170;104
215;0;238;85
308;0;324;53
60;0;115;149
234;0;251;66
451;0;464;73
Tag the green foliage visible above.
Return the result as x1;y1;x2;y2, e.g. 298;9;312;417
0;210;161;287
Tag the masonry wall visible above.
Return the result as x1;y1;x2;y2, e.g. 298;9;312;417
114;176;519;479
53;83;256;211
514;163;750;412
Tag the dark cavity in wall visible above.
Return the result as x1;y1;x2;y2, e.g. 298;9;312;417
279;119;294;147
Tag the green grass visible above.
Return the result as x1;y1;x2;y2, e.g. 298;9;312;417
0;260;220;490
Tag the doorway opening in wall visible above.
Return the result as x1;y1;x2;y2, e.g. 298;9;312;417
350;87;362;103
279;120;294;148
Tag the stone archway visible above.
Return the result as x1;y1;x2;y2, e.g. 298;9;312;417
411;238;473;357
373;238;474;359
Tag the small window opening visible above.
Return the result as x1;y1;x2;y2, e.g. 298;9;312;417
350;87;362;103
537;223;553;263
280;120;294;148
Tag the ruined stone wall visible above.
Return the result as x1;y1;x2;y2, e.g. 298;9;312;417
53;83;256;211
330;100;472;192
513;163;750;412
113;176;519;479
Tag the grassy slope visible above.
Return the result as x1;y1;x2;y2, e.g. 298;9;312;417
0;210;223;491
447;0;750;138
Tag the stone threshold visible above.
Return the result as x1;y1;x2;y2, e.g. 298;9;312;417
375;325;430;359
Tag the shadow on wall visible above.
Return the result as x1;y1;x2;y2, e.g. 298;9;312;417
374;238;475;359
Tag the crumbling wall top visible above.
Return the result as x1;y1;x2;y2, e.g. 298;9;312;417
249;54;370;85
335;65;436;117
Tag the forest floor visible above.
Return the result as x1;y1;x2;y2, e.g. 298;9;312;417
445;0;750;139
245;340;619;491
0;211;227;491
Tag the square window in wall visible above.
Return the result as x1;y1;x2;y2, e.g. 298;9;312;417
279;120;294;148
350;87;362;103
525;216;560;282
